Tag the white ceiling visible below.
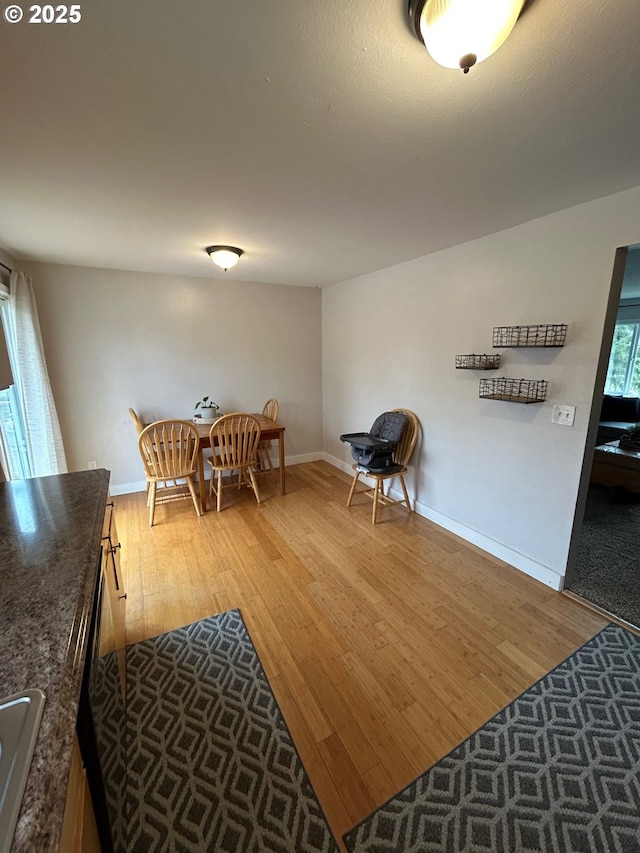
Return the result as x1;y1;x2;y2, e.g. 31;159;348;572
1;0;639;287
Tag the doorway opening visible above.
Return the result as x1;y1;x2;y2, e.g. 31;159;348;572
565;244;640;629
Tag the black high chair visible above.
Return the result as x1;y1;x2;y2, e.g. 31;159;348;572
340;409;419;524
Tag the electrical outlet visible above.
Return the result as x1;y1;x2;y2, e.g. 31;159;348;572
88;460;97;469
551;404;575;427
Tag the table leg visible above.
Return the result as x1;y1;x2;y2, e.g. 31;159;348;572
198;447;207;512
278;434;285;495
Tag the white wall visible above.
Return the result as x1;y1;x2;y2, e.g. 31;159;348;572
9;187;640;587
322;187;640;589
25;263;323;492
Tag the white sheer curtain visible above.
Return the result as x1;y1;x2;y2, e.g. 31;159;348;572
0;270;67;476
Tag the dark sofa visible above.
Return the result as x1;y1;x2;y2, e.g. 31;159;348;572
597;395;640;445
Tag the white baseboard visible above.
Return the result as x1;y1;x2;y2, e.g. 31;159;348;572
322;452;563;591
110;479;147;496
112;452;563;591
110;451;325;496
322;452;353;477
286;451;324;465
259;450;323;467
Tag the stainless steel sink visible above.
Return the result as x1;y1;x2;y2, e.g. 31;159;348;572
0;690;46;853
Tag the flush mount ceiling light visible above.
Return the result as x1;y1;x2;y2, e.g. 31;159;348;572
408;0;527;74
205;245;243;271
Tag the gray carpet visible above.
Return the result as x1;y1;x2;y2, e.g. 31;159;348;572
125;609;339;852
343;623;640;853
569;485;640;628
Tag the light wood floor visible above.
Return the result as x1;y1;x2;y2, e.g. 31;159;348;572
115;461;607;851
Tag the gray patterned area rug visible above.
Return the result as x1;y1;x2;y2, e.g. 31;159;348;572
125;609;339;852
569;484;640;628
343;624;640;853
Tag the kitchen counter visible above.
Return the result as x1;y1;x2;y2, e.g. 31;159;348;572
0;469;110;852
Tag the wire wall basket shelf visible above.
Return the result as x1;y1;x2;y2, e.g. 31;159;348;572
479;377;548;404
455;354;501;370
492;324;567;348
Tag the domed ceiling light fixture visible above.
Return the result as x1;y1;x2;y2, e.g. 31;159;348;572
408;0;527;74
205;245;243;271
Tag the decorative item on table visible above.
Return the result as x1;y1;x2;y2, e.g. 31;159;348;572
619;423;640;451
193;396;219;424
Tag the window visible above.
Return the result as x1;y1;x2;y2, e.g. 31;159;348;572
604;321;640;397
0;270;67;478
0;385;31;479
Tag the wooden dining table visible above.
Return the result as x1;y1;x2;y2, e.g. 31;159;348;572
194;414;286;512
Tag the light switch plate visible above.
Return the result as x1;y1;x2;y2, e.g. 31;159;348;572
552;404;575;426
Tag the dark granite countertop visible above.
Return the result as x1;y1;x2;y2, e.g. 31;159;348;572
0;469;110;852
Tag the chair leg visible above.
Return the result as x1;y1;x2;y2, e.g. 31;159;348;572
247;466;261;504
347;470;361;506
186;475;202;518
148;482;157;527
216;470;223;512
371;478;381;524
257;447;273;472
398;474;411;513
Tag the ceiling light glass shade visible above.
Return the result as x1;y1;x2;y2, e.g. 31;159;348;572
417;0;525;72
205;245;243;271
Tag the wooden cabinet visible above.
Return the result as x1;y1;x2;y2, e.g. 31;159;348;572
100;501;127;695
0;469;114;853
60;736;101;853
72;498;128;851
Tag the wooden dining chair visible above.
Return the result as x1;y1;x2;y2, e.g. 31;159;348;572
257;398;279;472
128;407;145;434
137;419;202;526
130;406;154;498
130;407;178;496
346;408;420;524
208;413;262;511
